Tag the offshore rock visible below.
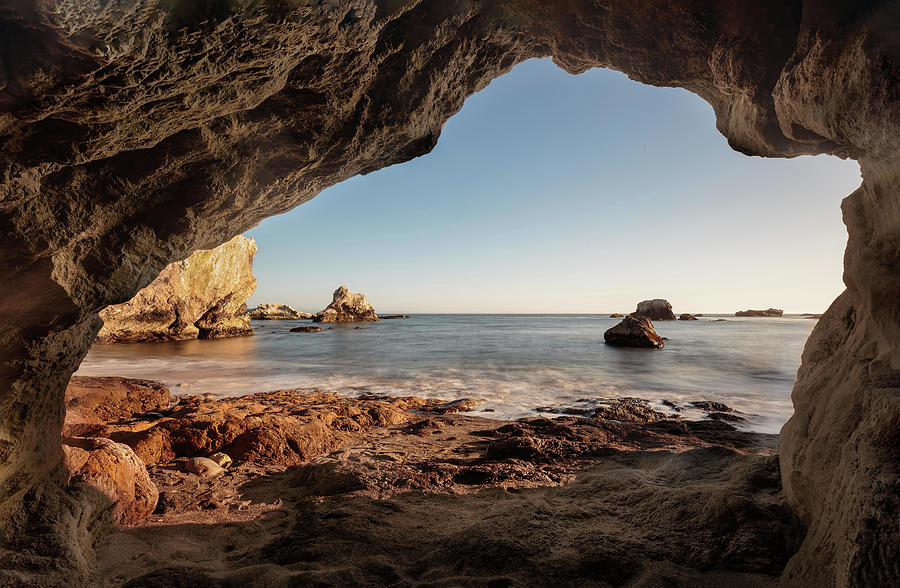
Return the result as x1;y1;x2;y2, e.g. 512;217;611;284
314;286;379;323
290;326;323;333
97;236;258;342
735;308;783;317
248;304;314;320
634;299;676;321
604;315;664;349
679;313;699;321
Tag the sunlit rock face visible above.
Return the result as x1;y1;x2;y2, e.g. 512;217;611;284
97;235;258;343
0;1;898;585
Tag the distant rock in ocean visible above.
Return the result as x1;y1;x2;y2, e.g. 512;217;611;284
314;286;379;323
290;326;323;333
735;308;783;317
679;313;699;321
609;313;625;318
634;299;676;321
604;314;664;348
801;313;823;319
97;236;257;343
380;315;411;319
248;304;314;320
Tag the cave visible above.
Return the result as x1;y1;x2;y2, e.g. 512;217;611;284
1;1;898;586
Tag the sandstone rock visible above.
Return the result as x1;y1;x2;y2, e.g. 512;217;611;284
65;376;170;427
609;313;624;318
289;326;323;333
63;437;158;526
208;453;233;468
604;315;665;349
314;286;379;323
248;304;314;320
2;1;900;584
678;313;698;321
634;299;676;321
735;308;783;317
97;236;258;342
183;457;224;477
425;398;484;415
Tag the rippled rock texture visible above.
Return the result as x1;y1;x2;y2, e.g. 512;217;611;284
1;1;899;585
97;235;258;342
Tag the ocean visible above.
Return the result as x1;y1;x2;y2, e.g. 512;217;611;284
75;314;817;434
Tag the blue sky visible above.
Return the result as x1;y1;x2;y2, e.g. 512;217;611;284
246;58;861;315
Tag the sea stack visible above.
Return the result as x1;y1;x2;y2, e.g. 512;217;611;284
604;314;665;348
248;304;314;320
314;286;379;323
735;308;783;317
97;236;258;343
633;299;676;321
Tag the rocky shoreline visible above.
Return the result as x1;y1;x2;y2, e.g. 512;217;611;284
63;377;800;586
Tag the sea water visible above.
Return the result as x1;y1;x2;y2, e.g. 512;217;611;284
75;314;817;433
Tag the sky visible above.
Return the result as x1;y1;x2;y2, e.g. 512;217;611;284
245;58;862;315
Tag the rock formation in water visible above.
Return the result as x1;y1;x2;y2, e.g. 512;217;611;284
1;1;899;585
679;313;699;321
634;299;676;321
290;325;323;333
314;286;379;323
609;313;624;318
604;314;665;349
248;304;314;320
735;308;784;317
97;236;258;342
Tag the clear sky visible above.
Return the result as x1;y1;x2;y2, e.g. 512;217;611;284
246;58;862;315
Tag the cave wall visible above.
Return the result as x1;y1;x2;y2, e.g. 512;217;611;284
0;1;898;585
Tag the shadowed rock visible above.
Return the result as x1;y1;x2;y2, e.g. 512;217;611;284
634;299;676;321
604;315;665;348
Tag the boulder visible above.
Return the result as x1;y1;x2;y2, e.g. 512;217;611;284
609;313;624;318
735;308;783;317
679;314;698;321
97;236;258;342
604;315;665;349
207;453;233;468
314;286;379;323
183;457;224;477
290;326;323;333
63;437;158;526
633;299;676;321
248;304;314;320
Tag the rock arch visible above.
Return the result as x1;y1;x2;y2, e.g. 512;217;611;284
0;1;897;585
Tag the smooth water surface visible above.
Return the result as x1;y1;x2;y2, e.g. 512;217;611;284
76;315;817;433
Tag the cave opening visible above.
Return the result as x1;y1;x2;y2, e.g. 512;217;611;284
1;2;898;586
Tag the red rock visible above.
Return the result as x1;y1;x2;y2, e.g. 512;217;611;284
63;437;158;526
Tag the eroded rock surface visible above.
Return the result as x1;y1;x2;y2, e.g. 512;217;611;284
313;286;379;323
248;304;313;320
67;384;798;586
0;1;899;584
97;236;258;343
62;436;158;526
634;299;676;321
604;314;665;348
